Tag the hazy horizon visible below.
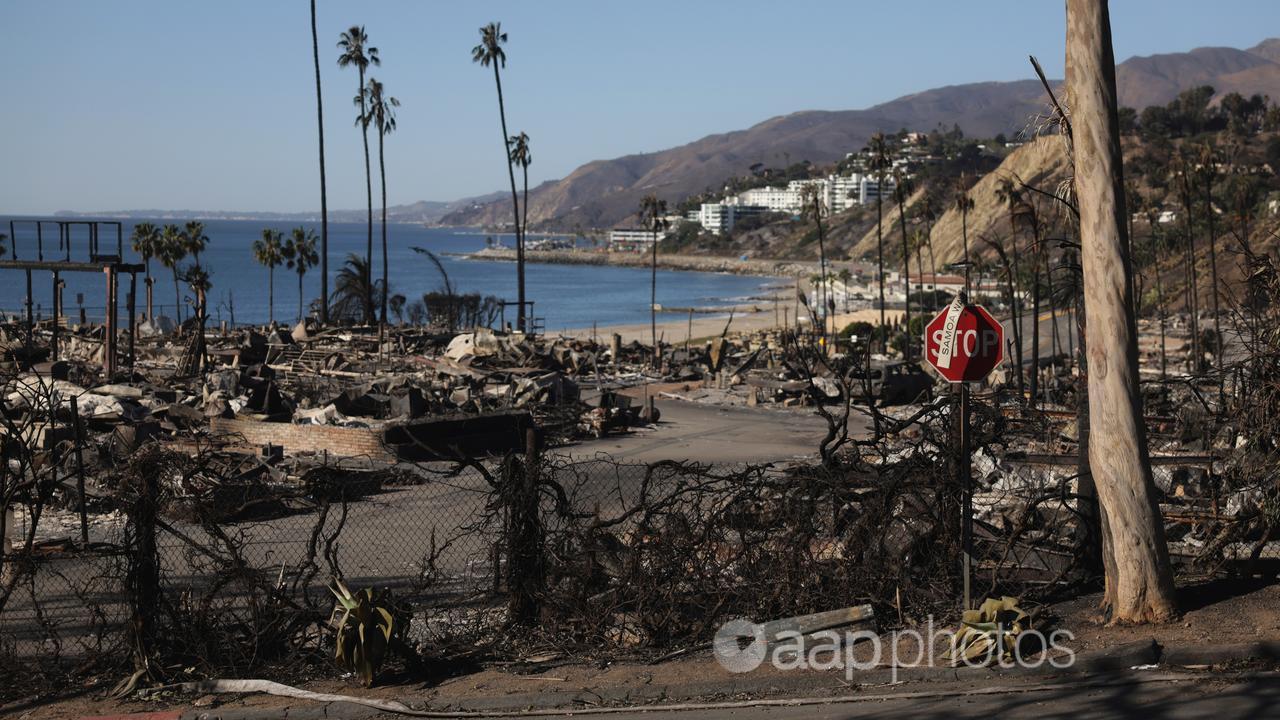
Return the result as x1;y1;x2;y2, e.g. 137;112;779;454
3;0;1279;215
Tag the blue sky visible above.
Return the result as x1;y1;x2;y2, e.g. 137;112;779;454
2;1;1278;215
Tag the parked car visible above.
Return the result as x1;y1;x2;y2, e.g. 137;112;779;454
850;361;934;406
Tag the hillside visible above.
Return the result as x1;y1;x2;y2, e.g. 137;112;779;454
442;38;1280;231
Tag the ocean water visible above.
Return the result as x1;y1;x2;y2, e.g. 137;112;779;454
0;219;778;331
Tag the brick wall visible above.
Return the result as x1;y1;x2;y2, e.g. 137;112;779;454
209;417;393;462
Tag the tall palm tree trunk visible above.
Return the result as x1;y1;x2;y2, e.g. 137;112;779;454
299;273;305;324
379;130;388;327
815;198;829;345
896;194;911;360
172;270;180;325
1179;178;1199;372
268;267;275;325
1067;0;1176;623
1030;249;1041;406
651;228;658;365
311;0;329;325
876;191;886;353
359;67;375;325
1009;226;1025;396
492;65;525;332
144;259;153;321
1203;174;1224;405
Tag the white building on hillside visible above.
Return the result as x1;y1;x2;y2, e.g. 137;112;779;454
697;202;771;235
608;227;666;251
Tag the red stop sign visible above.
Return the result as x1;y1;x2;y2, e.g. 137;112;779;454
923;301;1004;383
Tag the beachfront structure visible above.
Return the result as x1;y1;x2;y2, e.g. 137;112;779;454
608;227;667;252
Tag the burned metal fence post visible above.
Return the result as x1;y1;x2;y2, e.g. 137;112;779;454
124;458;161;676
70;396;89;546
505;427;546;625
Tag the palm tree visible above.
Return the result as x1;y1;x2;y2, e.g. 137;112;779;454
181;222;210;322
837;267;852;313
995;177;1026;395
157;224;187;321
953;176;975;292
1171;149;1200;371
182;221;209;267
868;133;891;350
359;77;399;327
892;168;914;360
252;229;285;324
1012;197;1043;405
310;0;329;325
639;194;669;364
1197;141;1224;401
917;189;939;285
1141;201;1169;380
389;293;406;325
329;253;377;324
509;131;532;280
473;22;526;332
803;184;831;344
283;226;320;323
129;222;160;320
338;25;380;325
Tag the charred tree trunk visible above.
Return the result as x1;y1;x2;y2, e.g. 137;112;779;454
1067;0;1177;623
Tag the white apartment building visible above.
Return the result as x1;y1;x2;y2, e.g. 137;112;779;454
697;202;771;235
608;227;666;251
858;175;897;205
730;171;901;216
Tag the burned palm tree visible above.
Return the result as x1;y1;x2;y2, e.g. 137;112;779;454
869;132;891;351
329;254;377;324
893;168;914;360
1171;148;1200;372
995;177;1026;396
639;194;669;365
953;175;975;292
157;224;187;322
802;184;831;344
1197;141;1224;405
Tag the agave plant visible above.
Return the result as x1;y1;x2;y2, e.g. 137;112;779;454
945;596;1031;667
329;579;407;686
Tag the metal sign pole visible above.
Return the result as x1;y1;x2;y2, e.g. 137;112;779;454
960;380;972;611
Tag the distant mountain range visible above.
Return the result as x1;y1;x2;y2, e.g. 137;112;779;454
59;38;1280;233
440;37;1280;231
53;192;505;224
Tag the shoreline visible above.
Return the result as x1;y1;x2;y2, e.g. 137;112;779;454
462;247;816;278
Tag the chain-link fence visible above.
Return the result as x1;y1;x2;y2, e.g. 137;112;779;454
2;430;1277;698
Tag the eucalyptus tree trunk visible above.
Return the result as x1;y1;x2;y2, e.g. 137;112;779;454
1067;0;1177;624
